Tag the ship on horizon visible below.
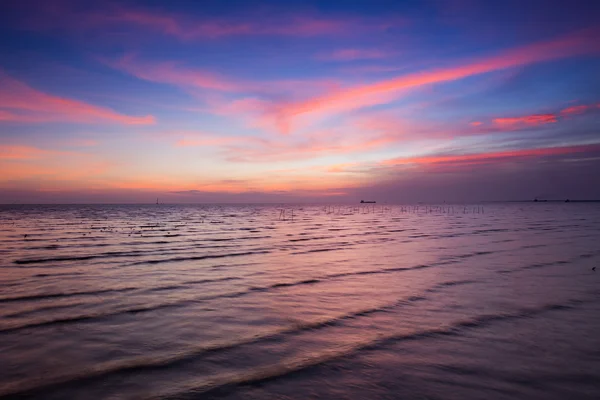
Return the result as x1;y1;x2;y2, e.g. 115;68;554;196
360;200;376;203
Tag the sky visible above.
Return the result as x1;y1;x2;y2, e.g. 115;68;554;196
0;0;599;203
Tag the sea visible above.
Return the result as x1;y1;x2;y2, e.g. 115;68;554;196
0;203;599;400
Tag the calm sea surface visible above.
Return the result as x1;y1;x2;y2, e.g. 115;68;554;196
1;203;599;399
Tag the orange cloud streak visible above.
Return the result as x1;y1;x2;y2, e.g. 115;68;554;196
222;130;395;163
326;162;360;172
274;28;600;132
560;103;600;116
1;145;51;160
0;72;155;125
0;145;80;161
493;114;558;128
489;102;600;129
384;144;600;167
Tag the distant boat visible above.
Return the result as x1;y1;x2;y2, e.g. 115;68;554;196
156;198;159;205
360;200;376;203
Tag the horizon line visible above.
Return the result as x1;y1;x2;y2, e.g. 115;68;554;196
2;200;600;206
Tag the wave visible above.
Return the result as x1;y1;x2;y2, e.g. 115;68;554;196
266;279;321;289
0;279;476;397
201;235;272;242
426;280;478;292
169;297;589;399
519;260;570;271
13;250;153;265
143;277;242;293
3;301;92;320
288;236;331;242
499;250;600;274
0;287;136;304
472;228;511;234
182;277;241;285
126;250;271;266
327;264;432;279
0;244;563;335
0;302;181;334
143;285;187;293
12;238;273;265
292;247;347;255
33;272;84;278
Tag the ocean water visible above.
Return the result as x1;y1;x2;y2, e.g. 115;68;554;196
0;203;599;400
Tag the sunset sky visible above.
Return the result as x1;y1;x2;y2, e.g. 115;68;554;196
1;0;599;203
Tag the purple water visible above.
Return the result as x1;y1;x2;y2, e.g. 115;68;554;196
1;203;599;399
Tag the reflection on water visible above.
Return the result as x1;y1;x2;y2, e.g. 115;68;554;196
1;203;599;399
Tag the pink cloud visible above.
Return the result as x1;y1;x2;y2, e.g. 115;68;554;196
326;162;360;173
105;10;354;39
482;101;600;129
271;27;600;133
24;3;402;40
560;103;600;117
106;55;341;109
351;111;470;142
0;145;64;160
205;97;272;116
493;114;558;128
348;99;600;148
0;71;155;125
221;128;395;163
317;48;390;61
0;144;113;185
146;129;251;150
175;137;238;147
105;54;244;92
383;144;600;168
107;58;341;135
70;139;99;147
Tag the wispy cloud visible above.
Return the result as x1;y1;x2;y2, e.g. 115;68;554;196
271;27;600;133
105;54;340;102
493;114;558;128
0;145;67;160
68;139;99;147
383;143;600;168
325;162;361;173
0;143;113;187
174;136;239;148
316;48;391;61
221;129;394;163
0;71;155;125
560;103;600;117
481;102;600;129
22;3;400;41
104;10;355;39
105;54;246;92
